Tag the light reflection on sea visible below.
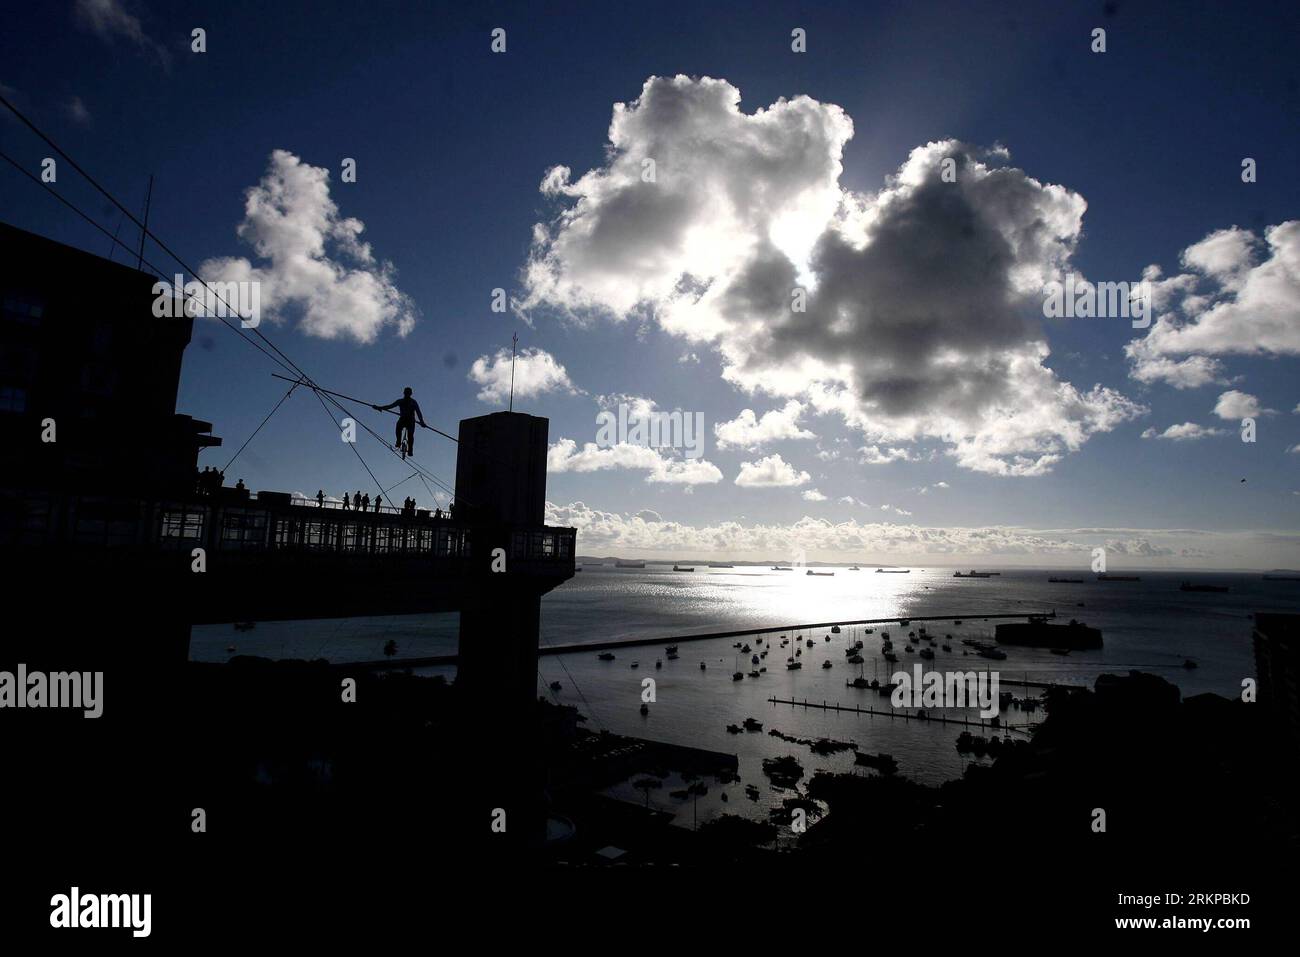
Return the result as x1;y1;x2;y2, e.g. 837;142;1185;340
191;565;1300;831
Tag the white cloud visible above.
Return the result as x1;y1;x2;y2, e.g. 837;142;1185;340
734;453;811;487
915;481;950;495
1141;422;1227;441
547;438;722;485
1104;538;1174;557
714;400;815;449
470;347;579;404
548;502;1294;566
1126;221;1300;383
200;150;417;344
1212;389;1273;420
74;0;171;67
1126;351;1229;390
521;76;1144;476
859;445;914;465
801;488;828;501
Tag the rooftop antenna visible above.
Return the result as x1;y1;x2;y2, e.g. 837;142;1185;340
136;174;153;271
508;331;518;412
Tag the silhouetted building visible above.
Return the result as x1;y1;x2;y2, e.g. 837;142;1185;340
1254;613;1300;752
454;411;564;718
0;222;218;496
454;410;548;526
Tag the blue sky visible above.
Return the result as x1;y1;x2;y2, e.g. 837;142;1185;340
2;0;1297;567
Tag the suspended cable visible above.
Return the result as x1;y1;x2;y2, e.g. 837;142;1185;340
1;101;497;516
311;388;385;496
541;642;604;732
221;378;303;472
0;93;313;386
0;149;302;377
380;468;421;499
271;373;459;444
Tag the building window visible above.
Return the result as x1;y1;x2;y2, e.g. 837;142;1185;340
0;386;27;413
1;294;44;326
160;507;205;541
221;509;266;549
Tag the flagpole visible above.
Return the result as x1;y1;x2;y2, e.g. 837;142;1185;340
509;332;518;412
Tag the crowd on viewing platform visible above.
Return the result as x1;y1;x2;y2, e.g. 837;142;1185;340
194;466;455;520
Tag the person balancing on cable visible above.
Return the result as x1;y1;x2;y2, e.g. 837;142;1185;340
373;387;427;458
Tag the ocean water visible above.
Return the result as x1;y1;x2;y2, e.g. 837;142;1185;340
191;566;1300;831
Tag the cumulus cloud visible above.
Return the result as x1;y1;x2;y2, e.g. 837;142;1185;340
1126;222;1300;385
470;347;580;403
735;453;811;487
200;150;417;344
1141;422;1227;441
1212;389;1273;420
74;0;171;67
859;445;915;465
547;438;722;485
801;488;828;501
1127;352;1229;390
714;400;815;449
520;76;1145;476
